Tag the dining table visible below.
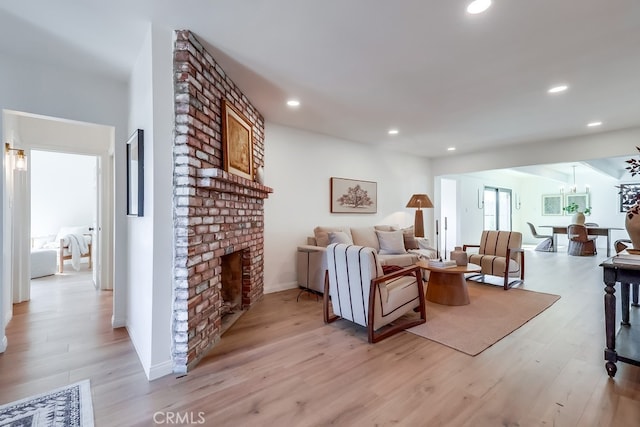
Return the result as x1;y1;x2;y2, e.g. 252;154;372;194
539;225;623;257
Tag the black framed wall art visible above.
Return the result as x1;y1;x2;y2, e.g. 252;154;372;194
127;129;144;217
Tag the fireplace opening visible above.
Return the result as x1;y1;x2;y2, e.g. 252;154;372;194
220;250;245;334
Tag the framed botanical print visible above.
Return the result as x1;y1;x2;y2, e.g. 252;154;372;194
330;177;377;213
564;193;590;215
541;194;563;216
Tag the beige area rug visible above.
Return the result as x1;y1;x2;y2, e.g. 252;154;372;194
407;282;560;356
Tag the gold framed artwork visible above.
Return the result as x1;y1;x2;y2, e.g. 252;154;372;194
222;100;253;180
330;177;377;213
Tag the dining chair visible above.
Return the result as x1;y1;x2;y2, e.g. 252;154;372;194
567;224;597;256
527;222;554;252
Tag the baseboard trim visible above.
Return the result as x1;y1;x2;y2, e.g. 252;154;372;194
265;281;298;294
148;360;174;381
111;314;126;328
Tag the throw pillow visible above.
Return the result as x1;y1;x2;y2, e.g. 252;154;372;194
417;237;432;250
393;226;419;250
314;226;351;247
328;231;353;245
382;265;402;274
382;264;416;277
376;230;407;255
351;226;380;251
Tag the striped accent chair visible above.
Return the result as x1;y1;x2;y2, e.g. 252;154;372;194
323;243;426;343
463;230;525;290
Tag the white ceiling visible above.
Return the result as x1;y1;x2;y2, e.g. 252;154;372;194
1;0;639;162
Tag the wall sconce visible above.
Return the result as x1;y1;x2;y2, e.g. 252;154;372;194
514;193;521;210
5;143;27;171
477;188;484;209
406;194;434;238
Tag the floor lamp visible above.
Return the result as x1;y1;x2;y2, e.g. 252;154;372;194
406;194;434;238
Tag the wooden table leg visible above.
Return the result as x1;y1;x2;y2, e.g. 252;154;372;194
604;280;618;377
621;282;630;326
426;271;470;306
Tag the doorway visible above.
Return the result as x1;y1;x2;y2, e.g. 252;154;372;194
30;150;97;284
2;110;115;337
484;186;513;231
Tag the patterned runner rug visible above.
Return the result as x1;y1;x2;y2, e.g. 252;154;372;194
0;379;94;427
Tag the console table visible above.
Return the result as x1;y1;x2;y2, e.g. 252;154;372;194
600;258;640;377
296;247;321;301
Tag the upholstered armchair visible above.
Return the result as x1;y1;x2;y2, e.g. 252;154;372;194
323;243;426;343
463;230;525;290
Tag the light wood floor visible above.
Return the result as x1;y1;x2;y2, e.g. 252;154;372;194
1;251;640;426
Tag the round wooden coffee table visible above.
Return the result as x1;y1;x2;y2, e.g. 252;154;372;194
416;261;481;306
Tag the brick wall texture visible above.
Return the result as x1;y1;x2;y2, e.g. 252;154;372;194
172;30;271;373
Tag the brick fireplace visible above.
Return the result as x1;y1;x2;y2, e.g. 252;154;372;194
172;30;273;373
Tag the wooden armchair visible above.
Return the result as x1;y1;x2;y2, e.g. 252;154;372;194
59;234;92;273
323;243;426;343
463;230;525;290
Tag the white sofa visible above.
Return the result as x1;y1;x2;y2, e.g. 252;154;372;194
297;225;437;294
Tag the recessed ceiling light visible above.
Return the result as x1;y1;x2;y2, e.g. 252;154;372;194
466;0;492;14
388;129;399;135
587;121;602;127
548;85;568;94
286;99;300;107
447;147;456;151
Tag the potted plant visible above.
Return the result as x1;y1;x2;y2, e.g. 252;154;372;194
620;147;640;248
563;202;591;225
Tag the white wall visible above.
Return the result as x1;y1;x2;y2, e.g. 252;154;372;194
0;49;128;353
442;167;628;250
440;171;528;248
126;24;174;380
31;151;96;239
431;127;640;250
149;25;175;379
126;25;155;379
263;124;432;292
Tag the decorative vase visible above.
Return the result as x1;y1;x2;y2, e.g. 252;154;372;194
450;246;468;266
625;203;640;249
571;212;585;225
256;166;265;185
